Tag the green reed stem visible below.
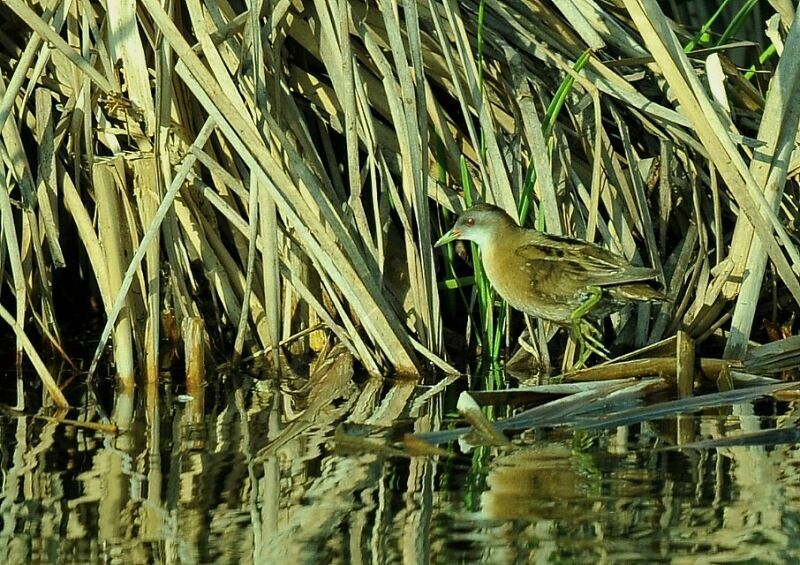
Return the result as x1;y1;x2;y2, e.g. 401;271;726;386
717;0;759;47
745;43;777;80
684;0;732;52
485;50;591;362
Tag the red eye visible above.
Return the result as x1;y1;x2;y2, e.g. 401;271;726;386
465;217;475;226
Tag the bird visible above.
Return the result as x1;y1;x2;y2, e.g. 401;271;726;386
435;203;664;361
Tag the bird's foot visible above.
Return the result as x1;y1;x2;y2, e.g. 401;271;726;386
581;320;609;358
566;286;609;368
569;318;609;369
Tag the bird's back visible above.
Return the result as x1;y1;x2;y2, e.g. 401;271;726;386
481;228;663;323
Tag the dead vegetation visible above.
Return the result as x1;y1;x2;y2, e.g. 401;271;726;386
1;1;799;404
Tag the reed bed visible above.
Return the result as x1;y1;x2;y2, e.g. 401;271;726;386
1;1;799;402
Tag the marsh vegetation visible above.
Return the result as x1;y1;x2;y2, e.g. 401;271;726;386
1;0;799;390
2;0;800;561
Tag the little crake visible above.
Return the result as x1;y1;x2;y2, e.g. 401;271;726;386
435;204;663;327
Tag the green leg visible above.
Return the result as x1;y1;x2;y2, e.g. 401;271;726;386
573;329;593;368
568;287;610;368
571;286;604;320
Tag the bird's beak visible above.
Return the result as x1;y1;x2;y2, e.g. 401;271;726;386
434;228;460;247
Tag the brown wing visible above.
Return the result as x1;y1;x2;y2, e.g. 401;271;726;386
514;234;658;287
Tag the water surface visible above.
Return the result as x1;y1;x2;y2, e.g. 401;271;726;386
2;365;799;564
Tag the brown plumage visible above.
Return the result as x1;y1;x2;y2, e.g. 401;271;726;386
435;204;664;324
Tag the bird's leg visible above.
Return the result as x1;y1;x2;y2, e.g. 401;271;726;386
571;286;604;320
571;329;592;369
568;287;610;367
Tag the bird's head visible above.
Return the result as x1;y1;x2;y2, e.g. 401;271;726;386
434;204;516;249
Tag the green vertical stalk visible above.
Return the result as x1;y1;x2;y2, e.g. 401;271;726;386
477;0;487;160
488;50;591;361
716;0;759;47
439;41;591;365
684;0;732;52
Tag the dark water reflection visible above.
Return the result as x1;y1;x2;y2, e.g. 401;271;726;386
2;370;800;564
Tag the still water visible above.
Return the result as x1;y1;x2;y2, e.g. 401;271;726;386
2;355;799;563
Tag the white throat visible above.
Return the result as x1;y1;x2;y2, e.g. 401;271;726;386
464;225;498;249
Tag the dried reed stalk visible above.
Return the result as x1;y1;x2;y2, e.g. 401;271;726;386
0;0;797;393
